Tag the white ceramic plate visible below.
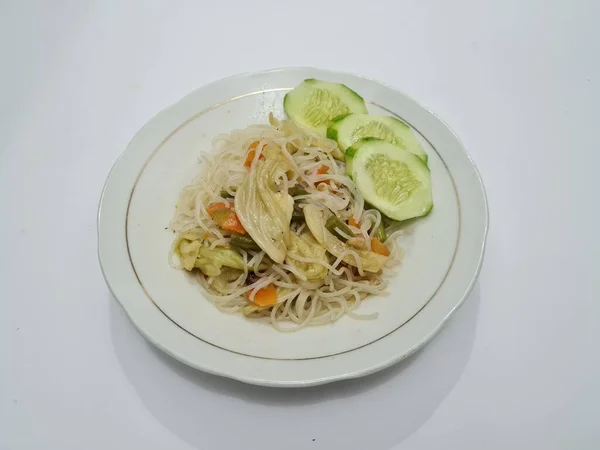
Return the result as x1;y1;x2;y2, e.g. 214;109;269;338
98;67;488;387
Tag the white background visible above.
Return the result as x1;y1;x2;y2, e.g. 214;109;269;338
1;0;599;449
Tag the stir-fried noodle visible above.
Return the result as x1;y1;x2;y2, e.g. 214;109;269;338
170;114;403;331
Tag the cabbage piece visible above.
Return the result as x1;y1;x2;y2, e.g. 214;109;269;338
193;246;245;277
303;204;388;273
176;236;247;276
242;304;267;316
177;238;201;271
210;268;244;290
235;151;295;263
286;231;328;280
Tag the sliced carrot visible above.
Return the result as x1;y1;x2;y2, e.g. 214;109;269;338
246;284;277;307
348;217;360;228
244;151;254;167
313;165;331;186
370;237;390;256
221;211;246;235
244;150;265;167
201;232;214;240
206;202;229;215
244;141;265;167
206;202;247;235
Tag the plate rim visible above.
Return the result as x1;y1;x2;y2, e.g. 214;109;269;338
98;66;489;387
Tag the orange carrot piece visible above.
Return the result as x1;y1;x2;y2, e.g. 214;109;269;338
370;237;390;256
221;211;246;235
316;165;329;175
313;165;330;186
244;150;263;167
348;217;360;228
206;202;246;234
206;202;230;215
244;141;265;167
246;284;277;307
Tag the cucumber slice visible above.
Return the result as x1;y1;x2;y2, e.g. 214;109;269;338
284;79;368;135
329;114;428;164
350;139;433;221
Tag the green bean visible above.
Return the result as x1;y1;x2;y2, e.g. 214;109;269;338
325;215;354;242
290;186;309;196
230;234;261;251
292;209;305;221
374;223;387;242
219;186;237;198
